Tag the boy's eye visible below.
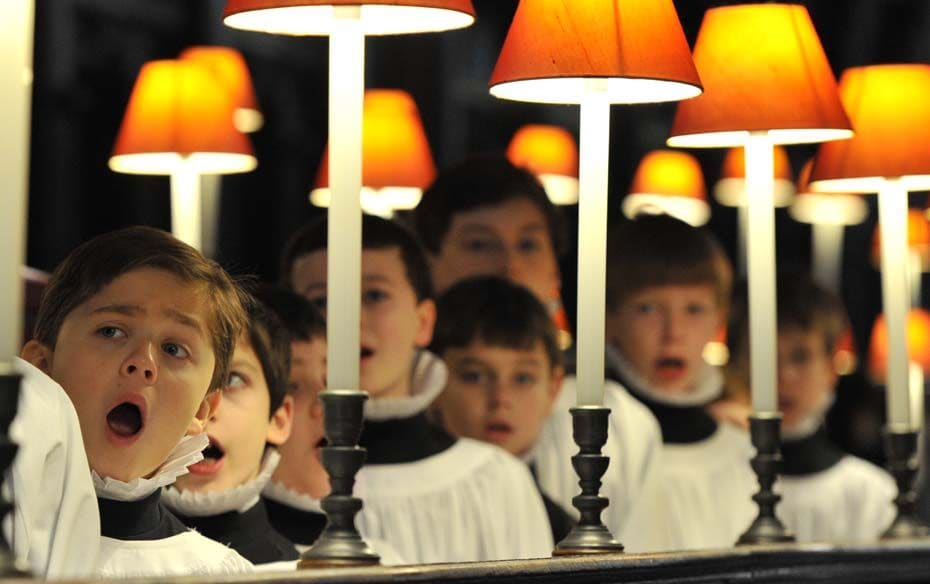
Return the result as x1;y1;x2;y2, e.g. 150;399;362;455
227;372;246;389
514;371;537;386
634;303;657;315
457;369;489;385
517;237;542;253
463;238;498;253
363;289;388;304
686;303;708;315
309;297;327;313
162;342;189;359
97;326;126;339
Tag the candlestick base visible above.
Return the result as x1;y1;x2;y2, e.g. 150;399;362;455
552;406;624;556
0;371;28;576
298;390;380;569
881;430;930;540
737;415;794;546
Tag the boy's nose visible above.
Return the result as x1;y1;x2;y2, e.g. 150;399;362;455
122;344;158;384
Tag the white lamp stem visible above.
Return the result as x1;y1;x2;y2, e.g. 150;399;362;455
745;132;778;416
737;203;749;278
575;79;609;407
811;222;843;294
908;250;922;308
200;175;222;259
0;0;33;362
878;178;913;432
327;8;364;393
170;163;203;251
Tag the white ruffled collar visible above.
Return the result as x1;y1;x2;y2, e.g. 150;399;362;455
364;350;447;421
161;449;281;516
262;479;324;513
93;433;209;502
606;344;723;407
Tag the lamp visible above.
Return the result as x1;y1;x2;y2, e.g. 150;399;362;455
834;326;858;376
810;63;930;539
491;0;701;554
224;0;474;567
624;149;709;227
871;209;930;307
507;124;579;205
310;89;435;218
667;3;852;545
790;158;868;293
180;46;263;133
109;59;256;251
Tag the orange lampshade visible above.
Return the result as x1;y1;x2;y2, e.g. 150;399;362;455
714;146;796;207
109;60;256;175
668;4;851;148
311;89;435;214
870;209;930;269
810;65;930;193
869;309;930;380
834;326;858;375
223;0;475;35
180;46;263;133
507;124;579;205
624;149;709;226
790;158;868;226
489;0;701;105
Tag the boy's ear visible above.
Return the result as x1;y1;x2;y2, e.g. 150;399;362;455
267;395;295;446
188;390;222;436
21;340;53;373
415;299;437;348
544;366;565;417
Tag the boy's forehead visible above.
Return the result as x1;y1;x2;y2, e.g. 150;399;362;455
450;198;547;231
454;339;550;364
625;282;718;302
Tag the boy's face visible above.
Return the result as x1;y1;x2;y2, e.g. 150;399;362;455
292;248;435;398
435;340;563;457
776;326;837;430
607;284;722;393
429;198;560;306
24;268;217;481
175;334;293;493
273;337;331;498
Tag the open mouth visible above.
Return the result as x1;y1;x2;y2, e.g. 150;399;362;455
485;421;513;442
655;357;686;380
360;347;374;359
189;437;226;476
106;402;144;441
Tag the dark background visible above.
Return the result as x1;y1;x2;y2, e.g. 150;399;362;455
25;1;930;469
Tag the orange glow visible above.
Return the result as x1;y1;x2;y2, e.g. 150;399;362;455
629;150;705;200
869;309;930;379
668;4;851;147
714;145;796;207
109;59;255;175
810;65;930;193
721;146;792;181
834;326;858;376
871;209;930;268
489;0;701;105
507;125;578;179
313;89;435;196
180;46;262;133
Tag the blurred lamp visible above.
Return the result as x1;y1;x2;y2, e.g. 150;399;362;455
507;124;579;205
624;149;709;226
180;46;263;133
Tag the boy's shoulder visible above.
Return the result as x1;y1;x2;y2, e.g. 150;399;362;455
98;529;254;577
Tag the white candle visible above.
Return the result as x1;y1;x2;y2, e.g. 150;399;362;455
908;249;922;308
326;7;364;393
878;178;912;432
575;79;609;407
909;361;924;431
0;0;34;362
745;132;778;416
170;161;203;251
811;222;843;294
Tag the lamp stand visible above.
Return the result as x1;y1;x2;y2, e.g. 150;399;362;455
737;414;794;545
299;390;380;568
811;222;844;294
170;163;203;251
553;406;624;555
882;429;930;539
0;371;28;576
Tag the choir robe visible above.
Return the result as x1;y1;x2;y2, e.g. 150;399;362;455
533;376;673;552
352;351;553;563
7;358;100;578
776;426;896;543
606;350;757;550
96;490;254;578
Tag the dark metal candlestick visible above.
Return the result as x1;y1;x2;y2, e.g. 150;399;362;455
737;414;794;545
882;430;930;539
0;370;27;576
553;406;624;555
299;390;380;568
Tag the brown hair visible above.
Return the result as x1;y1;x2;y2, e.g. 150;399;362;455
33;226;249;392
606;214;733;313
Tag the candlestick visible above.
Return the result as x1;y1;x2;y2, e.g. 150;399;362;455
745;132;778;416
575;80;609;407
811;222;843;294
170;162;203;252
878;178;912;432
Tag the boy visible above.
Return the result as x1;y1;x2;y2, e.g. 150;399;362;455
413;155;669;552
281;214;553;563
164;298;299;565
21;226;254;577
604;213;756;550
429;276;575;544
728;271;896;542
